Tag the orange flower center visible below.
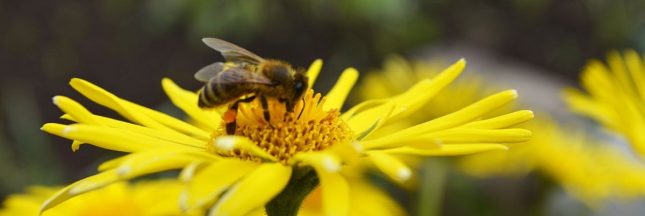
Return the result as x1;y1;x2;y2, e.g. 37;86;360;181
207;90;352;163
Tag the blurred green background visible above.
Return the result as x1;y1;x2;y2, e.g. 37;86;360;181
1;0;645;215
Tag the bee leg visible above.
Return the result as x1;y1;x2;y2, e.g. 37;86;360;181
296;98;305;120
259;95;271;122
224;108;238;135
224;96;257;135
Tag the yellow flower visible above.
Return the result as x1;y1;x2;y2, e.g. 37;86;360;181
459;117;645;205
564;50;645;158
0;180;200;216
360;55;645;205
41;57;532;216
357;55;493;120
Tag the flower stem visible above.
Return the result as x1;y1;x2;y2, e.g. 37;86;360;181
265;167;319;216
416;158;446;216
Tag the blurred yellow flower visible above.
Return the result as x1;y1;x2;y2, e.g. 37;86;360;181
41;57;531;216
357;55;492;120
564;50;645;158
361;55;645;206
0;180;200;216
459;118;645;205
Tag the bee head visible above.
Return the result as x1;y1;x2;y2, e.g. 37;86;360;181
291;71;309;104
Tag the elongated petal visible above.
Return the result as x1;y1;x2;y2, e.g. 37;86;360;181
42;151;200;214
92;113;207;146
211;136;278;162
41;123;198;152
340;98;389;121
384;89;519;139
40;170;119;214
380;144;509;156
416;128;532;145
69;78;211;139
181;160;258;210
345;80;432;135
52;96;102;125
98;149;218;172
69;78;174;131
368;152;412;183
364;128;530;150
563;88;615;128
162;78;221;130
624;50;645;101
63;106;208;146
295;152;349;216
387;58;466;122
179;160;209;183
324;68;359;111
462;110;534;129
210;163;291;216
306;59;323;87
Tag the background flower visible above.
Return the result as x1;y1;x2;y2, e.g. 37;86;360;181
564;50;645;158
0;180;200;216
357;56;645;214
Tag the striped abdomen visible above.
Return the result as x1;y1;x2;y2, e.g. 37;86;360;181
198;76;257;108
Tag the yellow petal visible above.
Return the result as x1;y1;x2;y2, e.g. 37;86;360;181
182;159;258;210
383;89;519;139
295;152;349;216
52;94;209;148
367;152;412;183
69;78;210;140
41;123;198;152
624;50;645;101
211;136;278;162
98;149;217;173
179;160;209;183
324;68;359;111
69;78;174;131
210;163;292;216
462;110;534;129
40;170;119;214
563;88;615;128
91;113;207;146
345;80;433;135
306;59;323;88
417;128;532;144
386;58;466;122
348;59;466;131
41;151;197;214
340;98;389;121
381;144;509;156
52;96;102;125
162;78;221;130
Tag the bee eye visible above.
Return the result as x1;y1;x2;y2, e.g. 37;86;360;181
294;82;304;91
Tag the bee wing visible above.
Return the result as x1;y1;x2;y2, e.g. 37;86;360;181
194;62;225;82
216;67;274;85
202;38;265;65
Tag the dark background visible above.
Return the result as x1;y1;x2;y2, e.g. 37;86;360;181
1;0;644;215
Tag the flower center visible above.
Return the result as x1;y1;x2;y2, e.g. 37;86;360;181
207;90;352;164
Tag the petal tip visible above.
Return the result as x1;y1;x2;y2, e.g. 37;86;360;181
215;136;236;151
510;89;518;98
397;167;412;181
322;156;341;172
52;96;61;105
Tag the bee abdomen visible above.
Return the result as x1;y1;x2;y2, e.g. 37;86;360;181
198;82;226;108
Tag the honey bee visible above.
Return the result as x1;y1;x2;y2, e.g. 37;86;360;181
194;38;309;134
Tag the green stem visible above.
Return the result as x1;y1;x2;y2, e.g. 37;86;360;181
265;167;319;216
416;158;446;216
